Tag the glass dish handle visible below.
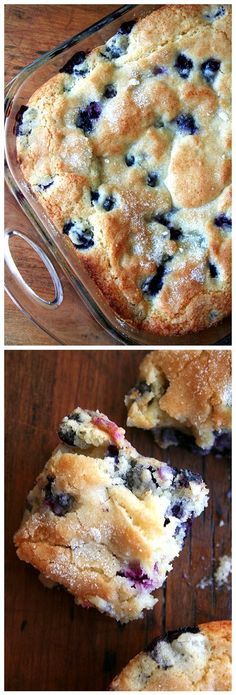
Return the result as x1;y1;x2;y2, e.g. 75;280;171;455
4;229;117;345
5;228;63;305
4;229;65;339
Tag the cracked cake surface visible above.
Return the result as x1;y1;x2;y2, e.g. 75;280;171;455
125;349;231;453
14;407;208;623
15;4;231;335
109;620;232;690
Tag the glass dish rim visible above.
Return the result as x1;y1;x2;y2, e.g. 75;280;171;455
4;3;231;346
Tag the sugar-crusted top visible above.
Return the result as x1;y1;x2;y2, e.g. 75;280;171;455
126;349;231;448
16;4;231;335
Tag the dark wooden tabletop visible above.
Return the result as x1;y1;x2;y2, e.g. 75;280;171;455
4;4;122;346
5;350;231;691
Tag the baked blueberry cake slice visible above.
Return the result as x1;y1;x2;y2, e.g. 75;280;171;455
15;5;231;335
125;350;231;456
109;620;232;690
14;407;208;623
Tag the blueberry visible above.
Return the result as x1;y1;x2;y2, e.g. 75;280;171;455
44;476;73;516
103;84;117;99
58;424;76;445
69;412;82;423
147;172;159;188
137;381;152;395
63;219;94;250
15;105;29;136
208;261;218;278
171;502;184;519
214;214;231;230
91;190;99;205
201;58;221;83
204;6;225;21
169;226;182;241
176;113;198;135
118;20;136;35
154;213;182;240
76;101;102;134
173;469;202;489
103;195;115;211
37;179;54;191
104;45;123;60
174;53;193;79
166;626;200;643
106;444;119;464
141;262;169;297
125;153;135;167
213;430;231;456
153;65;168;76
164;518;170;527
59;51;89;78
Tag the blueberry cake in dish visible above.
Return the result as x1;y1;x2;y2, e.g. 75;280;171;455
15;5;231;335
110;620;232;690
125;350;231;455
14;407;208;623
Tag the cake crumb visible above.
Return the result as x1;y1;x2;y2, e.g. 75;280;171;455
214;555;232;588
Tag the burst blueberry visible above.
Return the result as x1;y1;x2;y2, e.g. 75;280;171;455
204;6;225;21
76;101;102;134
59;51;89;78
147;172;159;187
63;220;94;250
106;445;119;464
174;53;193;79
15;105;29;136
153;65;168;75
214;214;231;230
208;261;218;278
176;113;198;135
141;262;169;297
37;179;54;191
154;212;182;240
91;190;100;206
118;20;136;35
103;195;115;211
44;475;73;516
125;153;135;167
103;84;117;98
169;226;182;241
201;58;221;83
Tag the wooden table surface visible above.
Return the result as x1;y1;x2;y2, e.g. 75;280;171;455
4;4;122;346
5;350;231;691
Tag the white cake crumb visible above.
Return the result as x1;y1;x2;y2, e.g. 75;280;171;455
214;555;232;588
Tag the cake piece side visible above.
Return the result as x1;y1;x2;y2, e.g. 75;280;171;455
14;407;208;623
109;620;232;690
125;350;231;454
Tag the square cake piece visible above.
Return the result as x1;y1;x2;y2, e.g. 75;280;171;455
14;407;208;623
125;350;231;455
15;5;231;335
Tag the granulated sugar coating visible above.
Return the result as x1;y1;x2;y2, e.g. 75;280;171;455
16;5;231;335
14;407;208;623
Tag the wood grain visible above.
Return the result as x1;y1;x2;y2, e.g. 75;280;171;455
5;350;231;691
4;4;122;346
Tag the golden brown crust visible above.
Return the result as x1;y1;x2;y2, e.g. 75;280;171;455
126;350;231;449
110;620;232;690
16;5;231;334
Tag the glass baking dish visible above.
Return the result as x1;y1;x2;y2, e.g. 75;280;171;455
4;3;231;345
